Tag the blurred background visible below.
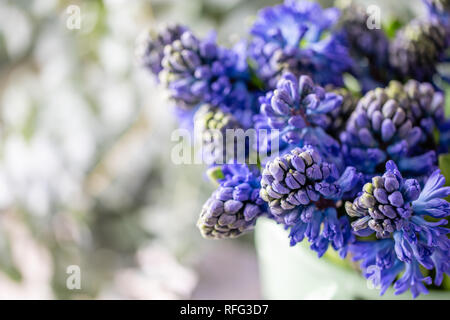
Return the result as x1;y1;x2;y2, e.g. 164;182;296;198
0;0;420;299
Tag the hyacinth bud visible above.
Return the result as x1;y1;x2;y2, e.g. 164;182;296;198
342;84;415;146
381;79;445;138
248;0;352;88
193;104;244;165
135;24;187;76
269;43;351;88
389;19;447;81
403;80;445;129
159;31;235;109
259;73;343;145
340;80;441;175
259;146;341;218
338;2;389;66
197;164;266;239
345;161;420;238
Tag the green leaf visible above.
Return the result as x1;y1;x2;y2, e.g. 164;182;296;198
439;80;450;117
438;154;450;201
383;19;403;39
433;128;440;145
321;247;355;271
444;274;450;290
439;154;450;183
343;73;361;95
206;166;224;185
246;58;265;91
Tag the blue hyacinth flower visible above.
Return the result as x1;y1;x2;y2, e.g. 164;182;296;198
249;0;353;88
346;160;450;298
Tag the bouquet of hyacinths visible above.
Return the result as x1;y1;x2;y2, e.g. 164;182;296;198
138;0;450;298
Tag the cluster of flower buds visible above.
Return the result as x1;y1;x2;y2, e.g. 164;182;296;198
259;146;361;257
260;146;339;216
260;146;361;224
259;73;343;144
159;31;238;109
389;19;447;81
340;80;441;176
193;104;242;165
399;80;445;133
346;163;420;238
197;164;266;239
338;2;389;67
347;161;450;297
249;0;352;88
255;73;345;169
136;24;187;76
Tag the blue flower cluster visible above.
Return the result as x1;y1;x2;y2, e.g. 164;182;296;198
198;164;267;239
255;73;344;167
340;80;444;177
348;161;449;298
159;31;252;112
140;0;450;298
249;0;353;88
260;146;361;257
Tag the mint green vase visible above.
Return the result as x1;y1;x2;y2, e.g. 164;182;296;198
255;218;450;300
